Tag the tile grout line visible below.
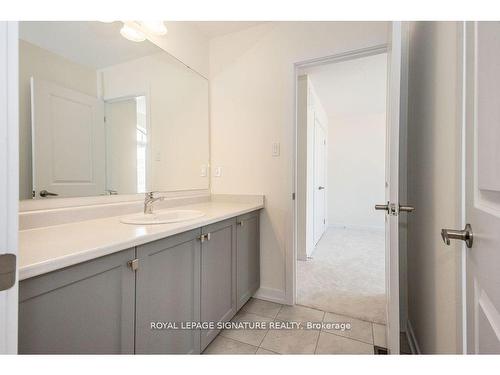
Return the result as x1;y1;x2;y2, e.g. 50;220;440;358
313;311;326;354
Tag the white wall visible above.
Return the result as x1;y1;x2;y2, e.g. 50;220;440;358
146;22;210;78
303;54;387;230
209;22;389;302
327;112;386;229
407;21;463;354
18;40;98;200
100;52;210;192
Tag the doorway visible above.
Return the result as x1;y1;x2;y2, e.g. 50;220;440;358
295;51;389;328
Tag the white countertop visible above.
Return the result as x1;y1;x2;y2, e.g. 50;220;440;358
19;200;263;280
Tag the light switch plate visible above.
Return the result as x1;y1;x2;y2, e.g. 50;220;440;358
272;142;280;157
200;165;207;177
214;166;222;177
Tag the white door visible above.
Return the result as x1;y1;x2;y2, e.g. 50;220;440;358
463;21;500;354
0;21;18;354
31;77;105;198
313;116;327;245
376;21;410;354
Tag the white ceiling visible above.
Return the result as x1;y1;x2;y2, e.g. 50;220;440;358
300;53;388;119
189;21;264;39
20;21;162;69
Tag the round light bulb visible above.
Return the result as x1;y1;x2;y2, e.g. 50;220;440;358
140;21;167;36
120;24;146;42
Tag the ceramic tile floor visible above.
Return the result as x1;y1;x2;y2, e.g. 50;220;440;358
203;298;391;355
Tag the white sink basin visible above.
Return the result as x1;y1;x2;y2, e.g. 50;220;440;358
120;209;205;225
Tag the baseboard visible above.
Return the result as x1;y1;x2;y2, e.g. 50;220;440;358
406;319;422;354
253;287;287;305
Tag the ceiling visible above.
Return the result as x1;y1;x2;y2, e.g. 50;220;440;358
300;53;388;119
189;21;264;39
20;21;162;69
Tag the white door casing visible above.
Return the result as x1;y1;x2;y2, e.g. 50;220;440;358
464;21;500;354
313;115;327;245
383;21;409;354
0;21;19;354
31;77;105;199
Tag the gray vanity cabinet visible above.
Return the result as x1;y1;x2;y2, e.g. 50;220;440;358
18;210;260;354
200;218;237;350
18;248;136;354
236;211;260;310
135;229;201;354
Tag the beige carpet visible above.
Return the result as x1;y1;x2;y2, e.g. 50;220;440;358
297;226;386;324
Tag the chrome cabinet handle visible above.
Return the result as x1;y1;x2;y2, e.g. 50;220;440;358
39;190;59;197
441;224;473;248
198;233;211;243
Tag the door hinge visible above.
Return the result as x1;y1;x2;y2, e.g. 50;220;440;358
0;253;17;291
292;192;296;200
127;258;139;271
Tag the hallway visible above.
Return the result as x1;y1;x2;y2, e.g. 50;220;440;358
297;227;386;324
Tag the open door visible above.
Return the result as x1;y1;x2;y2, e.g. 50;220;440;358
0;21;19;354
375;21;411;354
313;115;327;245
31;77;105;199
460;21;500;354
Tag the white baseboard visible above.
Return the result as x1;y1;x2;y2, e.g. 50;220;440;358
253;287;287;305
406;319;421;354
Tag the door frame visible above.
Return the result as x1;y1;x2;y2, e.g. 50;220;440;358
289;43;390;308
0;21;19;354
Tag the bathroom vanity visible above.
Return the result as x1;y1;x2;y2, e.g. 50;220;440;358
18;197;262;354
16;21;263;355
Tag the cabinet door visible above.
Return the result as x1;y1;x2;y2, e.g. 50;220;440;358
135;229;201;354
236;211;260;310
200;218;237;350
19;248;136;354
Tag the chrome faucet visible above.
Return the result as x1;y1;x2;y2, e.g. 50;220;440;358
144;192;165;214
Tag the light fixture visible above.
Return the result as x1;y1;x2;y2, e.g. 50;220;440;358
120;24;146;42
140;21;168;36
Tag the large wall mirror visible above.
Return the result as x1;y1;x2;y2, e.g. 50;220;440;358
19;21;209;201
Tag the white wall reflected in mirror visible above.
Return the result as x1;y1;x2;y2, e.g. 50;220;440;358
19;21;209;200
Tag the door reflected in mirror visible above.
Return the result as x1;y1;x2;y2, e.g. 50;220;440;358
19;21;209;200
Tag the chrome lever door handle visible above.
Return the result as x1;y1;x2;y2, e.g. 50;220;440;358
399;205;415;212
39;190;59;197
318;186;325;190
441;224;473;248
375;202;390;214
